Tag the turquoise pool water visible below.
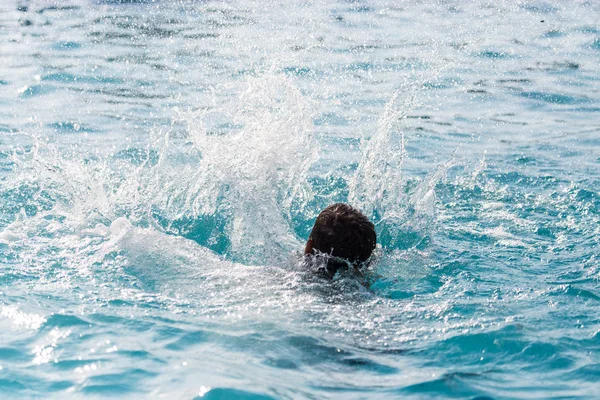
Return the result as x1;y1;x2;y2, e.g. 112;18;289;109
1;0;599;398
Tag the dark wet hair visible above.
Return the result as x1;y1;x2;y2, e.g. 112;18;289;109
305;203;376;277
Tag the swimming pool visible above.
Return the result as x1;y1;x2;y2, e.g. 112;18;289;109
1;0;599;398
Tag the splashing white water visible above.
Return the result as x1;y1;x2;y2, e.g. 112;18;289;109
0;68;460;277
166;73;319;263
348;83;415;217
348;78;455;249
1;73;319;270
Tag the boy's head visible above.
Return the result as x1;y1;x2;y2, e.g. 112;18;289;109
305;203;376;276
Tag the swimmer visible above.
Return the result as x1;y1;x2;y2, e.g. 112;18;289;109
304;203;376;278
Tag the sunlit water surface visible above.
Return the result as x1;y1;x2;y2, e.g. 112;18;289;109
1;0;599;398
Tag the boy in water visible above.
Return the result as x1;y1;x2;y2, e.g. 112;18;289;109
304;203;376;278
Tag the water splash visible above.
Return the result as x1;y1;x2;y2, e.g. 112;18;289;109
348;78;455;250
348;83;414;217
1;73;319;271
168;73;319;263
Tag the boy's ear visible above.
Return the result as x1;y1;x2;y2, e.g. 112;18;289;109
304;238;313;254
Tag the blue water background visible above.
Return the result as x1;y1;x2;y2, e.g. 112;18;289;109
1;0;599;398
